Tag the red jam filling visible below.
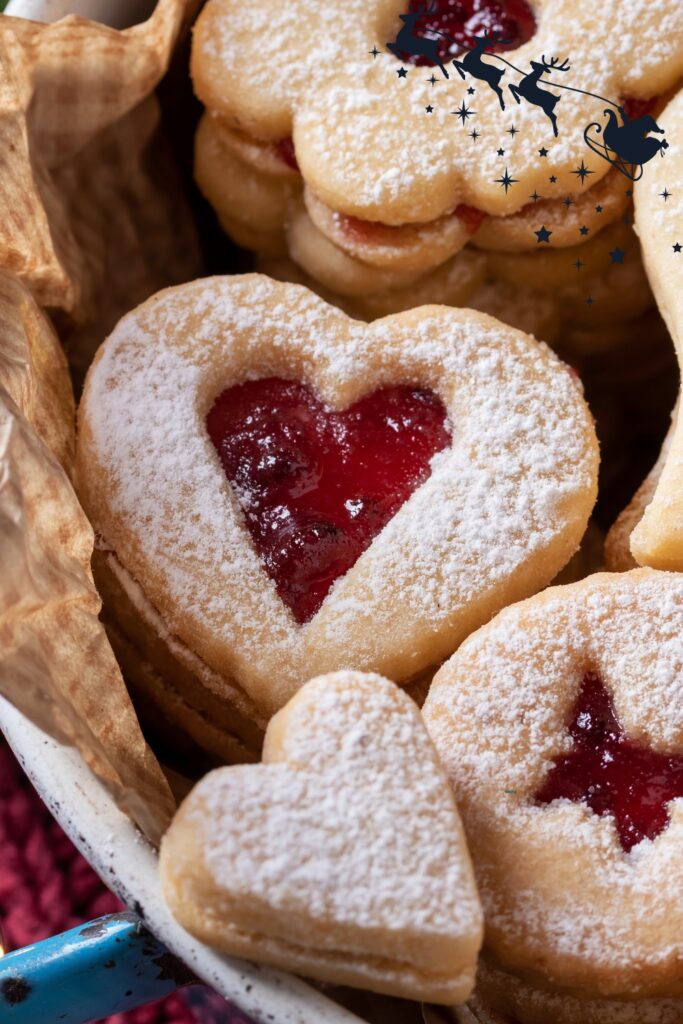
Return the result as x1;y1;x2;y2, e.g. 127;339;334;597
454;203;487;233
404;0;536;65
339;214;405;245
275;137;299;172
621;97;657;121
339;204;485;245
536;673;683;852
206;377;450;624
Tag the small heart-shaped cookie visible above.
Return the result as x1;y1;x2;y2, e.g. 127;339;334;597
159;670;483;1004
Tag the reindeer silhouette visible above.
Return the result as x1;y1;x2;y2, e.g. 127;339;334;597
386;1;450;79
451;31;510;110
509;55;571;137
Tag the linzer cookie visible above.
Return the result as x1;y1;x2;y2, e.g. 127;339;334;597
75;275;597;760
190;0;681;349
424;569;683;1024
160;671;483;1003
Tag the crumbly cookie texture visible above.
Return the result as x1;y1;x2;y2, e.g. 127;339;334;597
473;955;683;1024
191;0;683;222
160;671;483;1004
76;275;598;721
628;87;683;569
424;569;683;1004
605;412;675;573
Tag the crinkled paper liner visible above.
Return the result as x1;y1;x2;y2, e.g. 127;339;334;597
0;0;202;382
0;0;205;844
0;271;175;844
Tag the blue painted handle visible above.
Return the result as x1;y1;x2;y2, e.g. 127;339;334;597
0;912;192;1022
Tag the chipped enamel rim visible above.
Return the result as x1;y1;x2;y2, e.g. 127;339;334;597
0;697;366;1024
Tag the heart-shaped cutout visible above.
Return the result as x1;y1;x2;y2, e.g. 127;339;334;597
206;377;450;623
160;671;483;1003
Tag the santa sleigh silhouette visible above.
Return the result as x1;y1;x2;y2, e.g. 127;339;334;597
584;106;668;181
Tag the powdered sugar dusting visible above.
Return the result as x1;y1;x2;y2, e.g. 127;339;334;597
184;672;482;963
424;569;683;987
78;275;596;716
193;0;683;220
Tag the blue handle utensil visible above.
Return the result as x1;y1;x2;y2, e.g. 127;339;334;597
0;912;190;1022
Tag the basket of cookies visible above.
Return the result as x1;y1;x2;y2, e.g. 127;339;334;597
1;1;683;1022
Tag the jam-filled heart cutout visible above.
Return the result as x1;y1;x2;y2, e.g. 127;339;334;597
207;377;450;624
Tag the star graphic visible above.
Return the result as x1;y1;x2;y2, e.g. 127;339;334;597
574;259;584;271
538;147;549;157
674;243;682;253
625;188;633;197
453;100;475;124
467;86;476;94
469;128;480;141
585;296;595;306
425;105;434;113
529;190;542;202
397;67;408;78
369;45;379;58
609;247;625;263
427;74;438;86
660;188;672;201
497;148;506;156
535;225;552;243
563;196;574;207
549;175;557;183
507;124;519;137
579;225;590;236
495;167;518;193
572;159;594;184
595;205;603;213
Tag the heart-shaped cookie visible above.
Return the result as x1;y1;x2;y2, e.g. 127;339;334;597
159;670;483;1003
76;275;597;760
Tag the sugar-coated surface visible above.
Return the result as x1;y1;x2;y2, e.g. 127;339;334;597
189;674;482;951
206;378;450;624
424;570;683;990
79;275;596;712
194;0;683;220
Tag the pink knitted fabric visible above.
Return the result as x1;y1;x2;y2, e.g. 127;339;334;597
0;738;250;1023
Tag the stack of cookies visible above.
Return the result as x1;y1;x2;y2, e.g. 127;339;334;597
189;0;679;356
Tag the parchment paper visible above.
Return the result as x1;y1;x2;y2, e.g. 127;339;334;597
0;0;202;380
0;271;176;844
0;0;204;844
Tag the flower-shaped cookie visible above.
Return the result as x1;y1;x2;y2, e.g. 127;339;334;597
192;0;683;223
